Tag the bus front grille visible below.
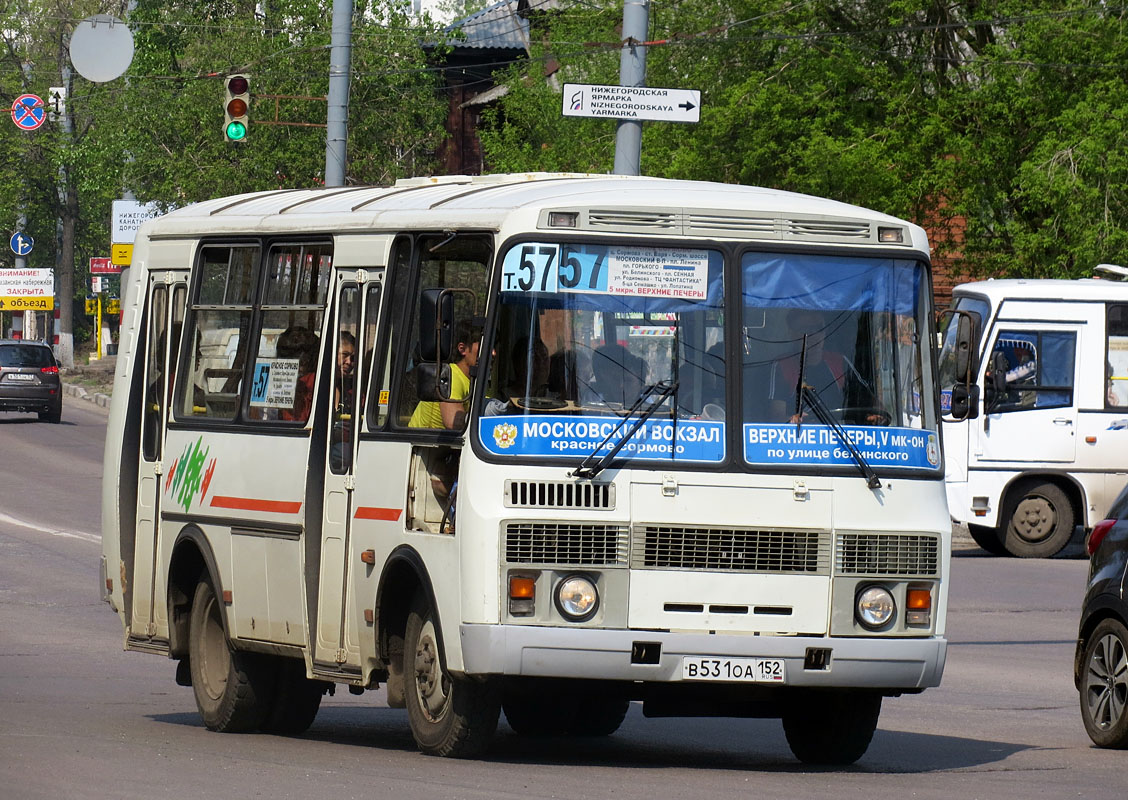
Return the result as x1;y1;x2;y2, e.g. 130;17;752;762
504;480;615;510
835;533;940;577
504;522;629;566
631;526;831;574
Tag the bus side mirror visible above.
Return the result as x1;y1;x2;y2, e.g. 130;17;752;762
950;384;980;420
984;351;1009;411
419;288;454;363
954;314;977;382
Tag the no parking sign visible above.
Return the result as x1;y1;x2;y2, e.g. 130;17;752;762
11;94;45;131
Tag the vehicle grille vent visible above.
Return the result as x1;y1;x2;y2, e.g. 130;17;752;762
835;533;940;576
505;522;628;566
685;212;776;235
504;480;615;510
588;209;679;232
785;219;871;240
632;526;831;574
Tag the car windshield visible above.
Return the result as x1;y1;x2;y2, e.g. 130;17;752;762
0;345;54;368
739;252;940;472
477;241;726;466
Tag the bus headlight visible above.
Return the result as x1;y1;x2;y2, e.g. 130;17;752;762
855;585;895;629
554;574;599;621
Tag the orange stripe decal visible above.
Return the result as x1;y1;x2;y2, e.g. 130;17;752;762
210;496;303;514
354;506;403;521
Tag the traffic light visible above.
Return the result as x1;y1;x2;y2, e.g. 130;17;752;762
224;74;250;143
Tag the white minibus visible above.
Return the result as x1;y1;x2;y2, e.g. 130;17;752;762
940;277;1128;556
101;173;952;764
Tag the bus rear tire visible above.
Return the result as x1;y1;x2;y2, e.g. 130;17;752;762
404;593;499;757
188;578;274;732
967;523;1007;555
260;658;327;736
1002;480;1074;558
782;690;882;765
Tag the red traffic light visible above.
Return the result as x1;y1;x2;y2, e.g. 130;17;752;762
227;75;248;94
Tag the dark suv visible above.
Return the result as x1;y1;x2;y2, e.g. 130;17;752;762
1075;481;1128;747
0;340;62;423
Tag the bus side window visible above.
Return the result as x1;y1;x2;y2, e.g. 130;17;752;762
178;245;258;419
1108;304;1128;408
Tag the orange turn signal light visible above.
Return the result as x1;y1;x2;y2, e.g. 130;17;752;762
509;576;536;599
906;588;931;610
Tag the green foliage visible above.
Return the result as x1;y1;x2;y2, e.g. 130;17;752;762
479;0;1128;280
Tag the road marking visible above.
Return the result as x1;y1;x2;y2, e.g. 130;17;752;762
0;510;100;543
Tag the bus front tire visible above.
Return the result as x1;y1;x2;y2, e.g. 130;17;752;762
188;578;274;732
781;690;882;765
1002;480;1074;558
404;593;500;757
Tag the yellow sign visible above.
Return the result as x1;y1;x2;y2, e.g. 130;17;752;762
111;243;133;266
106;299;120;315
0;296;54;311
85;298;96;314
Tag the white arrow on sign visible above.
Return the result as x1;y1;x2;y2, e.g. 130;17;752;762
562;83;700;123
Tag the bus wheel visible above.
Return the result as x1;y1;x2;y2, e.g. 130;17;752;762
782;690;881;765
1002;480;1075;558
188;578;274;732
404;593;500;757
967;523;1007;555
260;658;327;736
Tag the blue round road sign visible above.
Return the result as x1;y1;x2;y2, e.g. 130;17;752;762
9;231;33;256
11;94;45;131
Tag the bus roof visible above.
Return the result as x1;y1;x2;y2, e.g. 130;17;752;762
953;277;1128;304
139;173;929;251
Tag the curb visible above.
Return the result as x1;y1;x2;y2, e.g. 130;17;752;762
63;381;112;409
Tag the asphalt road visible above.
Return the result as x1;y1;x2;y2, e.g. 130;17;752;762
1;393;1125;799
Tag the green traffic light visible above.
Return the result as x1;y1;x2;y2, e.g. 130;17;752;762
225;121;247;141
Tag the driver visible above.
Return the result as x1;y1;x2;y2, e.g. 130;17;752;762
767;309;881;425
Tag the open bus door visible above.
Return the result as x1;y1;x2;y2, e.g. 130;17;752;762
313;274;379;669
132;274;187;639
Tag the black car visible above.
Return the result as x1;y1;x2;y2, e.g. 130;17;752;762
1076;482;1128;747
0;340;62;423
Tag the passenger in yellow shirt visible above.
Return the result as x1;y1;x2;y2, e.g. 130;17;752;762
409;319;480;430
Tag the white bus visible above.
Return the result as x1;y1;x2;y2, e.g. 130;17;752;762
101;173;951;765
939;276;1128;557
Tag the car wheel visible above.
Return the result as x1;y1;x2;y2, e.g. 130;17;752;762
1080;618;1128;748
1002;480;1074;558
38;402;62;424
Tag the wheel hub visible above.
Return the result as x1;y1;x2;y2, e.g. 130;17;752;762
1013;496;1054;543
412;619;450;722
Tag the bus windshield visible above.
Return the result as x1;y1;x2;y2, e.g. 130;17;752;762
741;252;938;471
476;242;939;473
477;241;726;465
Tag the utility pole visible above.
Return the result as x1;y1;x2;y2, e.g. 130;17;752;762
613;0;649;176
324;0;353;187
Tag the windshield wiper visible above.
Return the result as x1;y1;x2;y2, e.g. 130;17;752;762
570;380;679;480
798;384;882;490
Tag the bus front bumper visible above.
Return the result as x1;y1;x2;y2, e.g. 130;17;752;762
459;624;946;689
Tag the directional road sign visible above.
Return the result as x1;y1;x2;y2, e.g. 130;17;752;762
562;83;700;123
11;94;46;131
9;231;33;256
